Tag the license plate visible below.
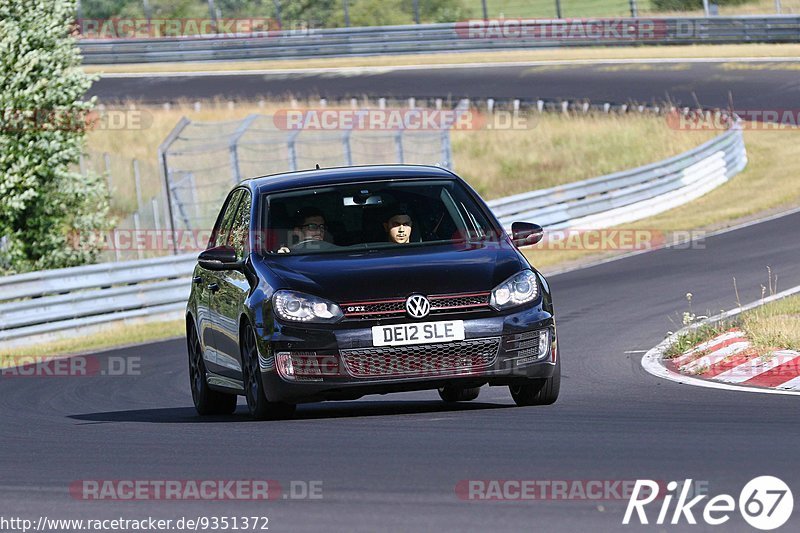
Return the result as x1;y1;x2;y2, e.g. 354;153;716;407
372;320;465;347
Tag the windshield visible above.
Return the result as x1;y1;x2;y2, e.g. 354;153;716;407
259;179;497;255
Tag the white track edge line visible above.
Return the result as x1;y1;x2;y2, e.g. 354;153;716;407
96;56;800;78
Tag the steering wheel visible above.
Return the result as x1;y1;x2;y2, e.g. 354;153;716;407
293;239;337;251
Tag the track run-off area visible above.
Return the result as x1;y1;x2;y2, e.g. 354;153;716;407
3;55;799;532
2;209;800;531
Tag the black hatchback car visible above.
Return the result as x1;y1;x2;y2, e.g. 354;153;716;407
186;165;559;419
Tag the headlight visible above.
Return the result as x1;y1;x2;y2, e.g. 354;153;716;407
272;290;343;323
490;270;539;310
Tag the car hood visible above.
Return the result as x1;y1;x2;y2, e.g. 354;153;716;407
260;242;525;303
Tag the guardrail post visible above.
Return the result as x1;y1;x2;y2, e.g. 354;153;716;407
343;0;350;27
629;0;638;17
133;159;143;214
228;114;258;185
342;129;353;166
133;213;144;260
188;172;200;220
287;130;300;171
103;152;113;196
395;127;405;164
142;0;152;32
440;128;452;169
273;0;283;28
482;0;488;20
152;198;161;232
168;174;196;247
207;0;218;33
157;117;191;255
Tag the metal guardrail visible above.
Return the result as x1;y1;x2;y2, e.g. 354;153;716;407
488;121;746;230
0;254;196;344
0;121;746;345
79;17;800;64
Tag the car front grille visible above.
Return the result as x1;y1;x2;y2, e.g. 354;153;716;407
340;337;500;378
341;292;491;320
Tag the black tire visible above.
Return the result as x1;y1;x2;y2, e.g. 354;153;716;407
187;322;237;416
242;325;296;421
438;385;481;402
509;356;560;406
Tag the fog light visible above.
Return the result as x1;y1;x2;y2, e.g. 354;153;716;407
276;352;295;378
538;329;550;359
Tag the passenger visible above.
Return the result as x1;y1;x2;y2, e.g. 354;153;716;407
278;207;326;253
383;205;413;244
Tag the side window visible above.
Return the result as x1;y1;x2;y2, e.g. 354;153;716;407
227;190;251;260
210;190;243;249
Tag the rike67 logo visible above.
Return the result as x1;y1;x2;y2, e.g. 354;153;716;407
623;476;793;530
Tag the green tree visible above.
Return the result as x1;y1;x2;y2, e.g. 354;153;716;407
279;0;338;27
0;0;110;272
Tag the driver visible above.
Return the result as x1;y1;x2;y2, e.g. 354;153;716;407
383;205;413;244
278;207;326;253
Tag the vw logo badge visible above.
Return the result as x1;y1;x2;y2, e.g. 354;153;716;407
406;294;431;319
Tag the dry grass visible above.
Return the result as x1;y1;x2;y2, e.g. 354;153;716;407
452;113;711;199
0;319;184;364
87;100;714;215
665;293;800;362
741;295;800;352
82;43;800;75
86;102;800;273
524;125;800;270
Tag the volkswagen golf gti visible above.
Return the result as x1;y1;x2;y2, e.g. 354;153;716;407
186;165;559;419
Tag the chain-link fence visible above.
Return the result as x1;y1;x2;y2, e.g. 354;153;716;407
79;151;169;262
159;110;454;247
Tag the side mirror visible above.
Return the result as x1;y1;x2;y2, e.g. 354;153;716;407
511;222;544;247
198;245;240;271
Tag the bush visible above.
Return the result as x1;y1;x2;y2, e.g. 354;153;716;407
0;0;111;273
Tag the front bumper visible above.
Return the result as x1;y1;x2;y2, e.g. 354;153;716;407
256;303;556;403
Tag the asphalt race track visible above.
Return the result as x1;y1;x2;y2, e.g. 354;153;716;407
91;61;800;109
2;211;800;532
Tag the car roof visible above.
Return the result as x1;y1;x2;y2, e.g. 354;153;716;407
245;165;459;195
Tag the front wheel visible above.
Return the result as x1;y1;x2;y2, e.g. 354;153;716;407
509;357;560;406
438;385;481;402
242;325;296;420
187;323;237;416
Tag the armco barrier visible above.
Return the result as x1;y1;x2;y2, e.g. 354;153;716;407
78;17;800;64
488;120;746;230
0;254;196;345
0;121;746;346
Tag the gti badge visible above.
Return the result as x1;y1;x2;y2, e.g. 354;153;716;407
406;294;431;318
